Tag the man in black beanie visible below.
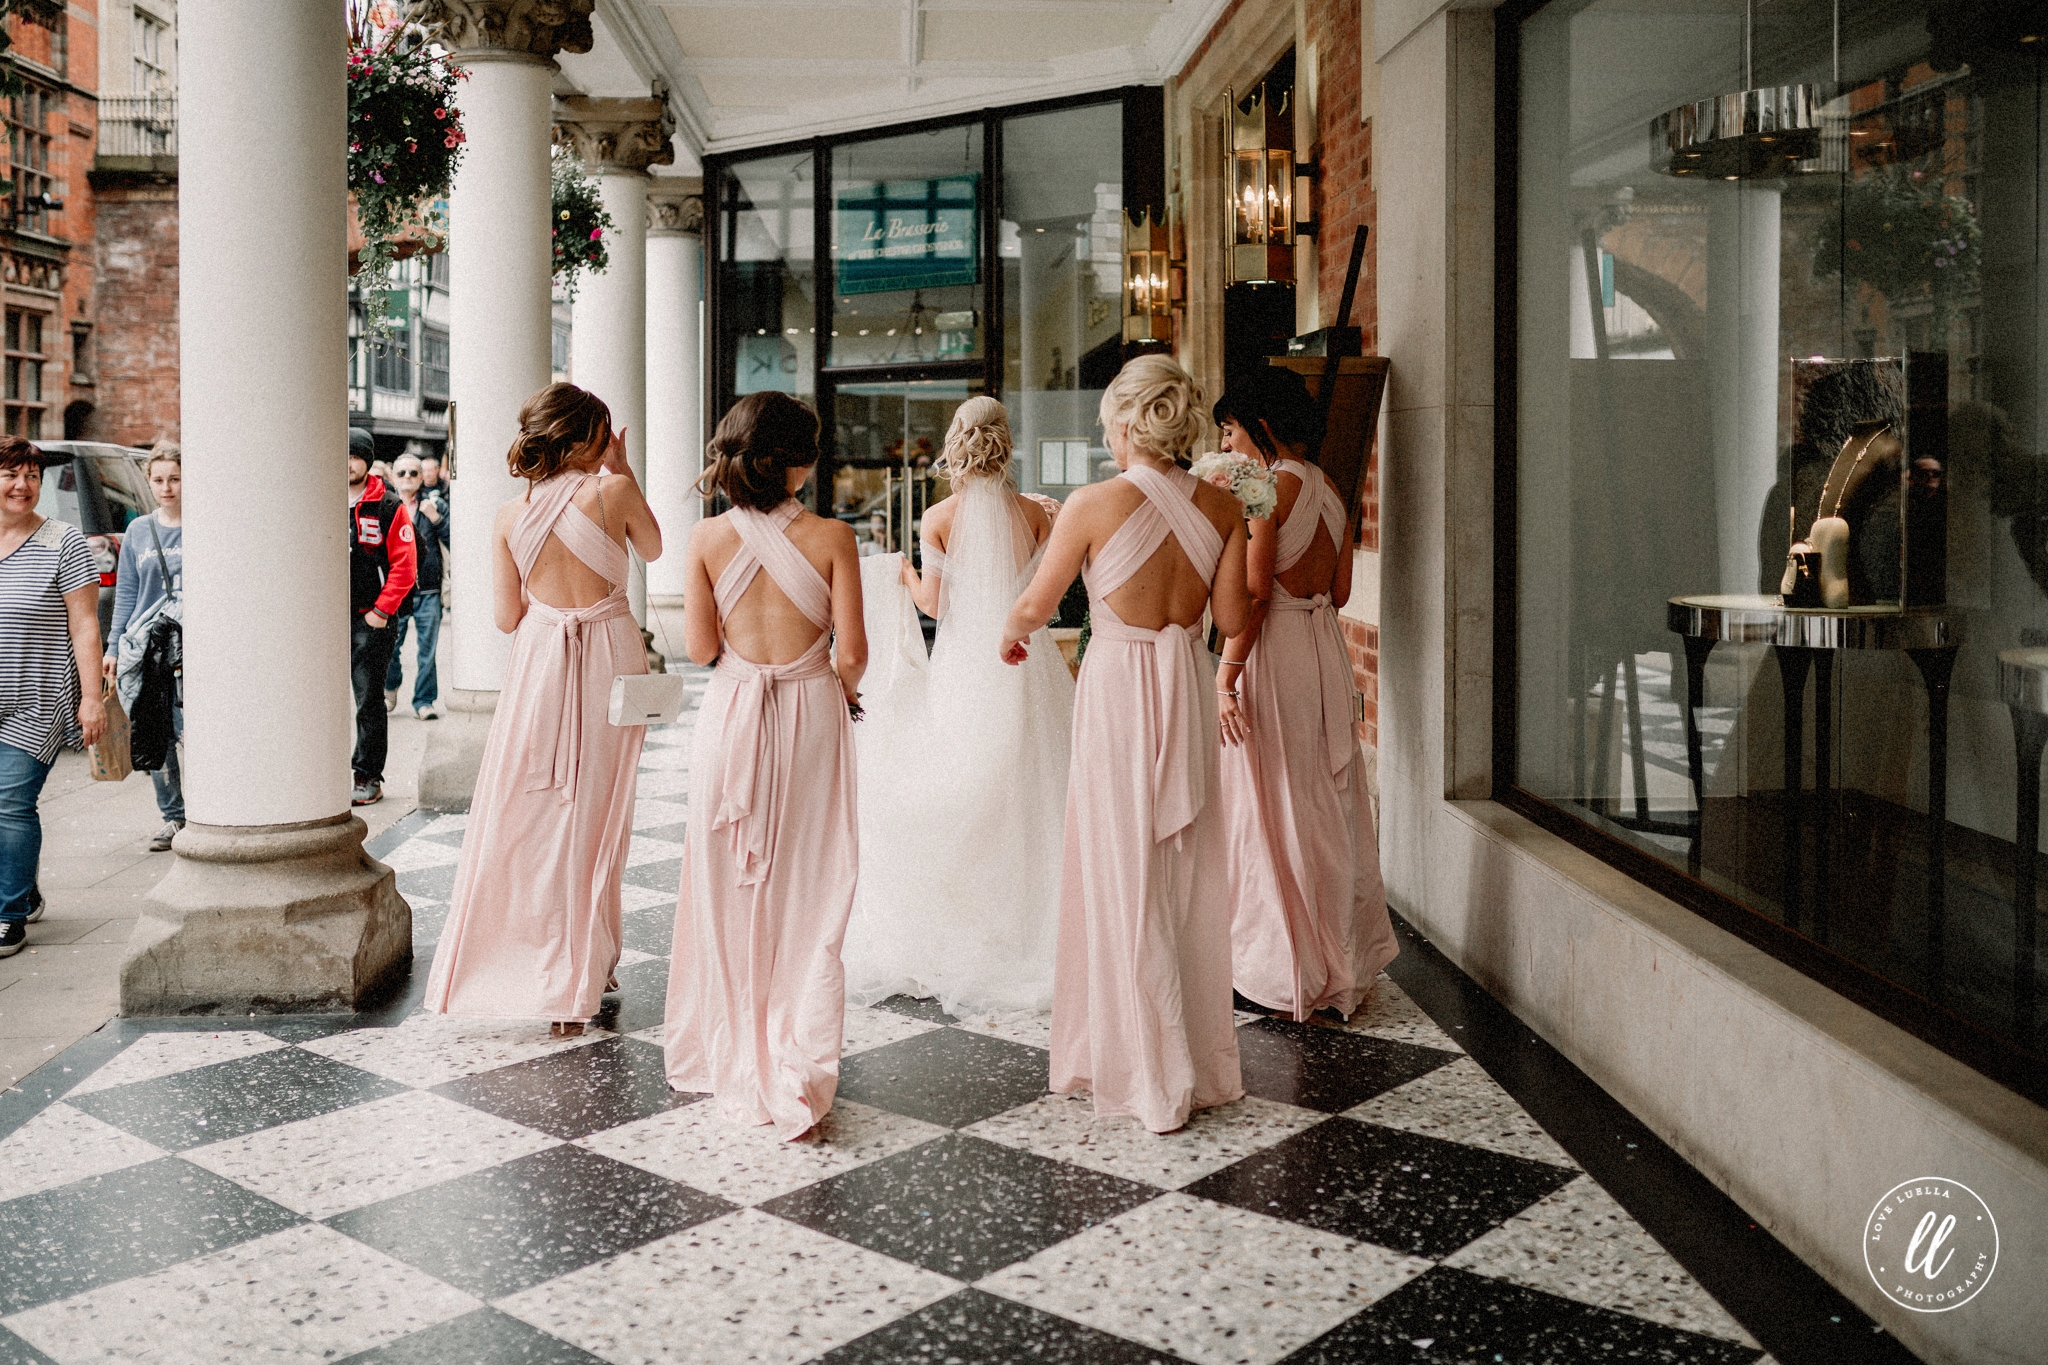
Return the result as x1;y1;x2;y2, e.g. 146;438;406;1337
346;427;415;805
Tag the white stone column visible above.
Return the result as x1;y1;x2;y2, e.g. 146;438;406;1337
1707;181;1782;595
123;0;407;1012
558;94;675;625
645;185;703;603
419;1;594;807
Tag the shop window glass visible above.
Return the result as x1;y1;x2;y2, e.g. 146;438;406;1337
1001;102;1124;498
1515;0;2045;1069
831;378;984;556
718;149;817;407
830;127;983;368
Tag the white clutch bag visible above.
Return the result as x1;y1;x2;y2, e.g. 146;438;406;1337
609;672;688;727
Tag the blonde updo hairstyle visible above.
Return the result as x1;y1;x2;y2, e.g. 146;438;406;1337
507;382;612;482
936;396;1013;482
1098;354;1205;463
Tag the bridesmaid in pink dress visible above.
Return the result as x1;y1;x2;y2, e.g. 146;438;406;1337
1212;371;1397;1020
664;392;866;1139
1000;355;1252;1133
426;383;663;1035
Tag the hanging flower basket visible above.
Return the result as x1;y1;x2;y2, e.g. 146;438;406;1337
1813;166;1981;338
348;5;465;324
552;148;613;302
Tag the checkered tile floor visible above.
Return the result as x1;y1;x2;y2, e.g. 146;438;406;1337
1;670;1781;1365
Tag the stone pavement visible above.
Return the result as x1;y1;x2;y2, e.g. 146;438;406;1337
0;651;434;1091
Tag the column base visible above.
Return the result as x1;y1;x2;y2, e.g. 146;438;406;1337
419;687;499;811
121;815;411;1015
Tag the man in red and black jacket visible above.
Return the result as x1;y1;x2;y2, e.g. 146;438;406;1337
347;428;416;806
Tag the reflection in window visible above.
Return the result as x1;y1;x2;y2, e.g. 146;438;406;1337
719;150;816;408
830;127;983;368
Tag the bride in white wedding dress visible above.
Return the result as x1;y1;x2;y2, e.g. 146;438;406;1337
846;397;1076;1016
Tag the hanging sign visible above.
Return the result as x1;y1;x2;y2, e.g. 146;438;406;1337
836;173;979;296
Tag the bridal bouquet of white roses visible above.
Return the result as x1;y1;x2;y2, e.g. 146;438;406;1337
1189;452;1280;520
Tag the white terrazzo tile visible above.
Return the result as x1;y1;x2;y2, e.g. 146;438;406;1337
297;1011;607;1089
841;1004;943;1057
1444;1175;1758;1346
376;836;465;873
614;947;659;971
2;1222;478;1365
620;883;677;915
181;1089;561;1221
625;835;688;868
580;1097;945;1205
632;796;690;827
968;1092;1325;1190
1340;976;1464;1053
636;745;694;771
68;1030;290;1096
1345;1057;1578;1167
954;1009;1053;1051
0;1103;166;1203
419;813;469;837
981;1191;1431;1365
636;768;693;799
496;1207;960;1365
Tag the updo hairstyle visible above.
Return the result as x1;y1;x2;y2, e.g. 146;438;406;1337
936;396;1013;482
1099;354;1205;463
699;391;820;512
507;382;612;482
1212;367;1321;463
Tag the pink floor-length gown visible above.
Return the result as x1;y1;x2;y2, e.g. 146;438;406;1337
1221;459;1397;1020
425;472;645;1023
1049;464;1244;1133
664;501;857;1139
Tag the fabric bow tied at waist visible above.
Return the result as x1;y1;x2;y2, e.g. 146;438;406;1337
711;639;836;886
1269;592;1357;783
1089;616;1211;845
519;594;633;803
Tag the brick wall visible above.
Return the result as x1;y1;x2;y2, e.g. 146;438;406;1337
1341;616;1378;749
90;180;179;446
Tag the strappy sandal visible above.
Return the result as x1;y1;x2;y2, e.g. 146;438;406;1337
550;1021;586;1039
605;975;620;994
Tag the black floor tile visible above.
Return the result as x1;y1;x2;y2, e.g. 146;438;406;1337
818;1288;1179;1364
326;1143;732;1299
623;858;682;896
335;1307;609;1365
592;958;669;1036
1281;1266;1764;1364
432;1035;691;1140
0;1157;302;1315
1184;1115;1577;1259
619;903;675;959
872;994;959;1025
761;1133;1156;1281
396;863;459;903
65;1047;408;1151
837;1028;1046;1128
1235;1016;1460;1112
0;1326;56;1365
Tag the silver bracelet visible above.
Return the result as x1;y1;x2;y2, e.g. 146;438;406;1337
1217;689;1239;698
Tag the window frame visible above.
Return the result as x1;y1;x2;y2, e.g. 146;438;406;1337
5;307;49;438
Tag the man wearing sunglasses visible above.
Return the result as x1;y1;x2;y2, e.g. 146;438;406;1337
382;454;448;720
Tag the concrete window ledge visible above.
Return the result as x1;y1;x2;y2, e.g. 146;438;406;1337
1393;795;2048;1365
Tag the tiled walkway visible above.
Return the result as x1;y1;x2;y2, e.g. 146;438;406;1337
1;681;1908;1364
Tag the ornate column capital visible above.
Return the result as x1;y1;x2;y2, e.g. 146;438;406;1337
554;93;676;175
410;0;595;63
647;181;703;236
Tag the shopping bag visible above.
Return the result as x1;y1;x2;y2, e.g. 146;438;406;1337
90;683;133;782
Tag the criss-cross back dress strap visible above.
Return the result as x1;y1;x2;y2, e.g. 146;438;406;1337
1083;463;1224;845
511;472;628;588
1272;459;1345;577
710;500;839;887
1265;459;1357;781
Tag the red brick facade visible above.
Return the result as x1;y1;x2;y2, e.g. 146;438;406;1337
1341;616;1377;748
88;179;178;446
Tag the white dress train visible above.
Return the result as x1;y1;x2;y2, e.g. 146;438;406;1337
844;478;1076;1016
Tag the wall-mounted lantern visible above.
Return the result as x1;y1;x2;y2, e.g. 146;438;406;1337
1225;84;1295;284
1123;209;1176;345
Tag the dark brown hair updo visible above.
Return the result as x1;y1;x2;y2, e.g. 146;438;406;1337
700;391;820;511
507;382;612;482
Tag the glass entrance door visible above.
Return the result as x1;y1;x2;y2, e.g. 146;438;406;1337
828;378;981;561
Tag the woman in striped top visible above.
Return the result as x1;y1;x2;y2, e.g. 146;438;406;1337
0;436;107;958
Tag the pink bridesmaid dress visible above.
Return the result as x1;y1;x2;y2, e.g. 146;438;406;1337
664;502;857;1139
1049;464;1244;1133
1221;459;1397;1020
425;472;646;1024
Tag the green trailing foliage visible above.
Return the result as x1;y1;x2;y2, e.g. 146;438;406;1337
552;148;613;302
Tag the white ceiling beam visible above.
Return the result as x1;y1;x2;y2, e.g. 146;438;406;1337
600;0;712;161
